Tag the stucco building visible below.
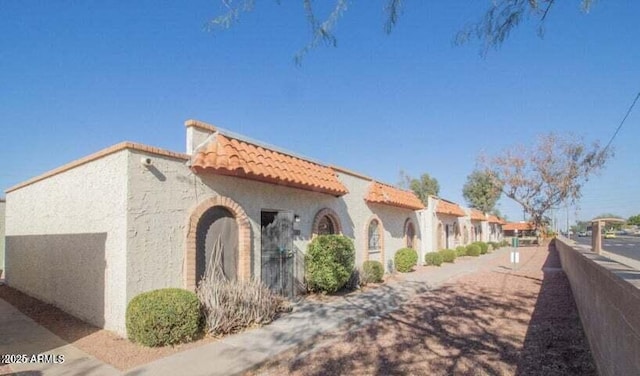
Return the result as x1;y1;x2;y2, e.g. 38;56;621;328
4;120;424;335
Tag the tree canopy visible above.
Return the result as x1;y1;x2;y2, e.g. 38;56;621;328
398;170;439;206
462;170;503;213
482;133;611;232
628;214;640;226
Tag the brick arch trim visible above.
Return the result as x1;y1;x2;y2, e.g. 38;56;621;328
185;195;251;290
364;214;385;265
311;208;343;236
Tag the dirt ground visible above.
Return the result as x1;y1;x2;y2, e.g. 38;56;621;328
246;244;596;376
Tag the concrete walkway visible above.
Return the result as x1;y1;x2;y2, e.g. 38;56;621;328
0;248;512;376
125;248;511;376
0;296;120;376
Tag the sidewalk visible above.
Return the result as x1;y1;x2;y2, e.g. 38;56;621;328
565;237;640;269
0;295;120;376
0;248;512;376
125;248;511;376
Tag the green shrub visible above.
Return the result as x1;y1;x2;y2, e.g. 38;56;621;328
474;241;489;255
466;244;481;257
489;241;499;251
424;252;443;266
361;260;384;284
501;240;510;247
126;288;201;347
439;249;457;263
395;248;419;273
455;246;467;257
305;235;355;293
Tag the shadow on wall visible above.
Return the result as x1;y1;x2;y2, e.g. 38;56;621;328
515;242;597;376
5;233;107;329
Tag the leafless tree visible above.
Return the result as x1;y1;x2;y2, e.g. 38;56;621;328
482;133;611;233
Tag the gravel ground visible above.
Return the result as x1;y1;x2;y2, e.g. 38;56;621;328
246;244;596;376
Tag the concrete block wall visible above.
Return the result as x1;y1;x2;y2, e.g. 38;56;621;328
556;237;640;376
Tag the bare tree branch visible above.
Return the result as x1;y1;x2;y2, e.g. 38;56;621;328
482;133;612;233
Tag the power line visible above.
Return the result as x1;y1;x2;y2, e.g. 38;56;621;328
604;91;640;153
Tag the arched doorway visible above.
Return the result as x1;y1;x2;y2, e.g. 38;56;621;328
185;196;251;291
196;206;238;283
404;219;416;249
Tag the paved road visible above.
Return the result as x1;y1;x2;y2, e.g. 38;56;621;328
574;235;640;262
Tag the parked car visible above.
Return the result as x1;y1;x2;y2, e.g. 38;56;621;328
604;231;616;239
578;231;587;237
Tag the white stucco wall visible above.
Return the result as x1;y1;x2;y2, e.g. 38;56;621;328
125;149;350;301
335;172;420;272
124;151;421;302
0;200;5;278
4;151;129;334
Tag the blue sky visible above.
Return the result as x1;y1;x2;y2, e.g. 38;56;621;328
1;1;639;226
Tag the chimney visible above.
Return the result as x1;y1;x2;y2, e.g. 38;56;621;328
184;119;216;155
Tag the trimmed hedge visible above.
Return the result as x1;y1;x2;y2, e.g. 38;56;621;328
126;288;201;347
305;235;355;293
425;252;443;266
455;246;467;257
439;249;457;263
361;260;384;284
395;248;418;273
474;241;489;255
466;244;481;257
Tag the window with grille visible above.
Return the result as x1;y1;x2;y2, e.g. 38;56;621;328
368;219;380;250
317;215;335;235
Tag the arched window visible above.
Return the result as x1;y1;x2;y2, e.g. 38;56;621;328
368;219;381;250
317;215;335;235
312;208;342;237
365;216;385;263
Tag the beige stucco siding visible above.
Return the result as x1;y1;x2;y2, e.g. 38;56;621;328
125;153;421;301
125;150;347;299
335;172;420;272
4;151;129;334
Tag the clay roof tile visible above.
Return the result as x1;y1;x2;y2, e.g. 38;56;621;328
364;182;425;210
436;199;466;217
191;133;348;196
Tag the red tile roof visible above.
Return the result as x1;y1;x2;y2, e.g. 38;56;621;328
191;133;348;196
365;182;425;210
503;222;535;231
470;208;486;221
488;215;506;224
436;199;466;217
